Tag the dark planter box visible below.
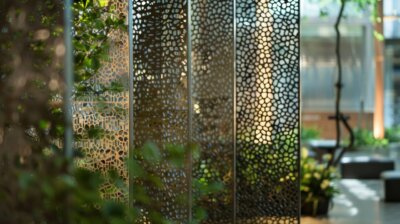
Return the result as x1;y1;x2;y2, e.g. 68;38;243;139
301;197;331;216
341;157;395;179
382;171;400;202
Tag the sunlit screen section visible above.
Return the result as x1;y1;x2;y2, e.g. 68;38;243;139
236;0;300;222
131;0;189;222
190;0;235;222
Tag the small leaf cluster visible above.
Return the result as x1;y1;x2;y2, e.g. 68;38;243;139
385;127;400;143
301;127;320;143
73;0;126;98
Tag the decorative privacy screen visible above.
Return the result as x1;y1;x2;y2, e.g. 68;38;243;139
75;0;299;223
130;0;300;223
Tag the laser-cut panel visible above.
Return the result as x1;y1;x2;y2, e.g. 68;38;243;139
190;0;235;223
73;0;129;201
132;0;189;222
236;0;300;223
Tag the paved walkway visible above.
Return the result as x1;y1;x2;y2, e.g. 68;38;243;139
301;179;400;224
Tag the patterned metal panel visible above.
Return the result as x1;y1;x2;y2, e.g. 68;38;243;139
73;0;129;201
236;0;300;223
131;0;189;222
190;0;235;223
73;0;299;222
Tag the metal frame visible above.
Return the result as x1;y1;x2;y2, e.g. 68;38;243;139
232;0;238;222
187;0;194;221
64;0;74;158
128;0;134;207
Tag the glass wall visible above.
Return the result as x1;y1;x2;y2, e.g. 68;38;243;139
300;0;375;113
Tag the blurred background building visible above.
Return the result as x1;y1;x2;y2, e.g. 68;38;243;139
300;0;400;139
384;0;400;127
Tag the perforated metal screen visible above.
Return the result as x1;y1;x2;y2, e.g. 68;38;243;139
236;1;300;222
130;0;299;223
74;0;299;223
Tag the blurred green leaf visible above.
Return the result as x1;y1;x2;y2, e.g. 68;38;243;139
103;201;124;217
165;144;185;168
374;30;384;41
142;142;162;164
86;126;105;139
319;9;328;18
39;119;51;130
18;172;34;190
192;207;207;224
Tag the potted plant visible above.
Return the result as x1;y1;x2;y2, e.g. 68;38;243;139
301;148;339;216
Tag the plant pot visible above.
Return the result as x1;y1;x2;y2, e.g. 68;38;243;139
301;197;331;216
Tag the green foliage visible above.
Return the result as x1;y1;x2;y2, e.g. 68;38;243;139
300;148;339;215
374;30;385;41
0;142;223;223
0;149;133;224
353;128;388;148
301;127;320;143
385;127;400;143
75;125;107;140
73;0;126;98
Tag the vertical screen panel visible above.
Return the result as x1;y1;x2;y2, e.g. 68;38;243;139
73;0;129;201
190;0;235;222
132;0;189;222
236;0;300;223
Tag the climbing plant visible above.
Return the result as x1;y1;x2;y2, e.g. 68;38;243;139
73;0;126;98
